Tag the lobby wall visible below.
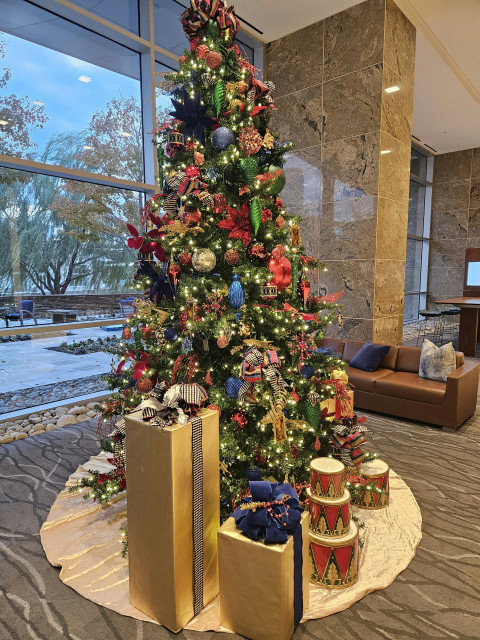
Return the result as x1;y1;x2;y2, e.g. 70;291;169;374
428;148;480;307
265;0;415;344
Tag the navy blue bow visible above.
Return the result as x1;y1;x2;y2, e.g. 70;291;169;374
136;260;175;302
233;481;303;544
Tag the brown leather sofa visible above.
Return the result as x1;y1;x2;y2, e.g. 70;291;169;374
320;338;479;430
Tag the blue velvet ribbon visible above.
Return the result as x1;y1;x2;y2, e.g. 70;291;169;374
233;481;304;628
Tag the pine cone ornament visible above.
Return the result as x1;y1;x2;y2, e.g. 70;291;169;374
122;327;132;340
225;248;240;265
179;250;192;266
135;378;154;394
205;51;222;69
217;334;229;348
275;215;285;228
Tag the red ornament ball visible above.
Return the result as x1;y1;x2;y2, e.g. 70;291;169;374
179;250;192;266
275;215;285;228
213;193;228;213
122;327;132;340
208;404;221;416
135;378;154;394
205;50;222;69
232;410;249;430
185;165;201;178
225;248;240;266
179;55;188;64
196;44;209;59
246;242;269;263
269;256;292;290
271;244;286;260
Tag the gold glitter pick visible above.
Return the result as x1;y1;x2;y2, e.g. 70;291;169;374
286;419;309;431
161;220;205;236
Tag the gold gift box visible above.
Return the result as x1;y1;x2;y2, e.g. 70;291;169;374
218;512;310;640
330;369;348;382
319;390;354;421
126;408;219;632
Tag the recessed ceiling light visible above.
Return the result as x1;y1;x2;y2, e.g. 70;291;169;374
82;145;93;150
380;149;392;155
78;75;92;83
0;119;8;125
384;85;400;93
120;131;131;137
33;100;44;106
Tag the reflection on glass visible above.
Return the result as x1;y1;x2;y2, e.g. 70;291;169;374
154;0;188;55
404;238;423;293
283;153;322;209
403;294;420;322
67;0;140;34
0;1;142;180
408;180;426;236
410;147;427;179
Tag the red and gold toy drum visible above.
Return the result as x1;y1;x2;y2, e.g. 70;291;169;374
307;487;350;537
310;458;345;499
309;521;359;589
351;459;389;509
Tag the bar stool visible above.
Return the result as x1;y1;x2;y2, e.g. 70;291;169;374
441;307;460;344
416;309;443;346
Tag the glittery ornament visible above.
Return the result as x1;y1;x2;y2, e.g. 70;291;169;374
179;55;188;64
213;193;228;213
229;98;242;110
228;274;245;309
246;242;268;263
237;80;248;94
271;244;286;260
122;327;132;340
179;249;192;266
240;156;259;183
275;215;285;228
185;139;197;151
249;198;262;235
239;125;263;155
194;151;205;166
164;326;178;342
135;377;154;394
263;129;275;149
185;165;200;178
192;248;216;272
225;248;240;265
213;80;225;117
225;81;236;94
300;364;315;379
207;404;221;415
232;409;249;430
205;50;222;69
212;126;235;150
217;334;229;348
196;44;209;59
276;197;283;208
225;376;243;398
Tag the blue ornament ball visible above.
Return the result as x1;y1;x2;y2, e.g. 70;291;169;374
247;467;262;481
225;376;243;399
212;126;235;151
228;274;245;309
164;326;178;342
300;364;315;379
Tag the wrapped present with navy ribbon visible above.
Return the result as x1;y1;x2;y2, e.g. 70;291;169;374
218;481;310;640
125;406;219;632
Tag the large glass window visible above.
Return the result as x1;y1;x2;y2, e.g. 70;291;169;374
404;145;433;323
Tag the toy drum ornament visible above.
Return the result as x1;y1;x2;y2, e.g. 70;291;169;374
307;488;350;537
310;458;345;499
309;521;359;589
351;459;389;509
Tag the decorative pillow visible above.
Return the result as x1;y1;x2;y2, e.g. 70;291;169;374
419;339;456;382
349;342;390;372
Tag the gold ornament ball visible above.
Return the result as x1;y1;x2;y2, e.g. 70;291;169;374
192;248;217;272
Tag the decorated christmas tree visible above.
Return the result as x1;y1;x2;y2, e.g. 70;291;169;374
77;0;375;519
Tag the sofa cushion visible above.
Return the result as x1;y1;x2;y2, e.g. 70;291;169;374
419;339;456;383
318;337;345;356
346;366;392;392
349;342;391;372
396;346;421;373
381;345;399;370
375;371;446;405
342;340;365;363
455;352;464;368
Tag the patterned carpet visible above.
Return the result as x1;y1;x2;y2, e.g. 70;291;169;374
1;407;479;640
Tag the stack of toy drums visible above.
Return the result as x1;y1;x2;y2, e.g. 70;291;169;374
351;459;390;509
308;458;359;589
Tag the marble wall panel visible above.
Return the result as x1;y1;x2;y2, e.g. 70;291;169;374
374;259;406;317
466;237;480;249
321;133;380;202
471;148;480;178
384;0;416;85
376;197;408;260
282;147;322;211
431;179;471;212
373;314;404;344
265;21;324;98
269;85;323;151
314;198;377;261
322;64;383;144
378;131;411;203
428;267;464;301
430;209;468;239
337;318;374;342
467;208;480;238
297;207;323;259
433;150;473;183
323;0;384;82
469;178;480;210
381;64;414;145
429;238;467;269
317;259;374;319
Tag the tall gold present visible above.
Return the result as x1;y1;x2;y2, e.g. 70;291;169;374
125;408;219;632
218;490;310;640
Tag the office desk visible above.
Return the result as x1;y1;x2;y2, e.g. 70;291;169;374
436;297;480;356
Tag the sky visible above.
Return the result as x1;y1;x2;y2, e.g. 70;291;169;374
0;31;141;156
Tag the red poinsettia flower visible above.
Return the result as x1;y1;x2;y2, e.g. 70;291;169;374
127;223;143;250
262;208;273;222
218;203;252;246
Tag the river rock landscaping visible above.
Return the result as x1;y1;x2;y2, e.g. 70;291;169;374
47;336;120;355
0;402;101;444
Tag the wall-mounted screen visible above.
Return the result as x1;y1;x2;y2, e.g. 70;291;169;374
466;261;480;286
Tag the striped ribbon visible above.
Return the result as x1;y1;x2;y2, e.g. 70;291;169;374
238;347;288;401
190;414;204;615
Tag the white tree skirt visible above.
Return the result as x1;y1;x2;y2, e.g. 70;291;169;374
40;453;422;632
